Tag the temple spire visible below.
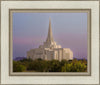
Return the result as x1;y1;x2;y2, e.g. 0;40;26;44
46;18;54;43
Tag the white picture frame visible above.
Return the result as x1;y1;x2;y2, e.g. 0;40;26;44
0;0;99;85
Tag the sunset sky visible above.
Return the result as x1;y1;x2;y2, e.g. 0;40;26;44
13;12;87;59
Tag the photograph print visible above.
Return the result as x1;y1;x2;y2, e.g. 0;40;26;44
13;12;88;72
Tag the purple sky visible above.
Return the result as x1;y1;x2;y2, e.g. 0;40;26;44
13;12;87;59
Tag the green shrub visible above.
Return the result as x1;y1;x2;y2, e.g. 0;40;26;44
13;61;26;72
61;61;87;72
13;58;87;72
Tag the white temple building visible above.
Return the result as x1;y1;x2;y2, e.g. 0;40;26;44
27;19;73;61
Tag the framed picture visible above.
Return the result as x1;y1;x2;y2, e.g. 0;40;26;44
0;0;99;85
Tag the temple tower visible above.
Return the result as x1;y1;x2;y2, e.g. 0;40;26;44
46;18;54;44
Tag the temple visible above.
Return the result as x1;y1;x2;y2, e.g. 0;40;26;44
27;19;73;61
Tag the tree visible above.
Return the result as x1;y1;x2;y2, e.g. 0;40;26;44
60;59;68;66
61;63;73;72
13;61;26;72
13;58;87;72
61;60;87;72
49;60;61;72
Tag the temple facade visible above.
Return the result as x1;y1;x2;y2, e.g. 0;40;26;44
27;19;73;61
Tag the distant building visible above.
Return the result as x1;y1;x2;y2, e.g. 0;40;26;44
27;19;73;61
